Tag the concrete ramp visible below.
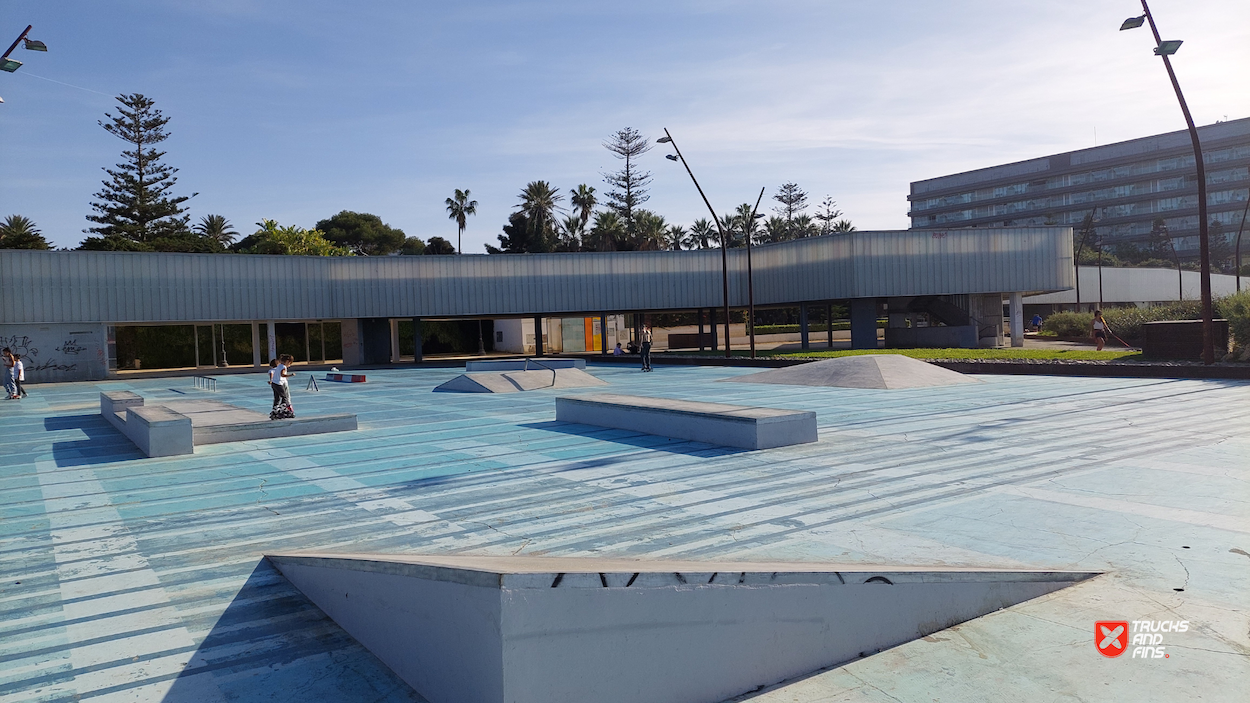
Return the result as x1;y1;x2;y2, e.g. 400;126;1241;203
434;368;607;393
726;354;980;389
268;553;1096;703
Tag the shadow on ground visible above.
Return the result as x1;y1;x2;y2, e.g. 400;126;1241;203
45;414;143;467
161;559;424;702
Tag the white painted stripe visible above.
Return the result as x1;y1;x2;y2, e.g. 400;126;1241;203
35;458;227;702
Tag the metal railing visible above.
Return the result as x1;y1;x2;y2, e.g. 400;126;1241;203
524;358;558;388
193;376;217;392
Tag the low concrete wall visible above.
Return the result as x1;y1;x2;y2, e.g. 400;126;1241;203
555;393;816;450
193;414;358;444
466;358;586;371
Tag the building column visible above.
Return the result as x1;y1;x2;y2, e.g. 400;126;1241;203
534;316;544;356
267;320;277;361
826;304;834;348
697;309;706;351
251;322;262;367
600;315;608;355
413;318;423;362
389;319;401;363
1010;292;1024;347
849;298;878;350
799;305;810;350
709;308;718;351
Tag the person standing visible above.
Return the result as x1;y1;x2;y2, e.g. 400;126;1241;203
640;325;653;372
1;348;14;400
12;354;26;399
1090;310;1110;352
267;358;283;410
1031;313;1043;333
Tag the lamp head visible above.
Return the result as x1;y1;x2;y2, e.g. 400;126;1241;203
665;154;679;161
656;136;672;144
23;38;47;51
0;58;22;73
1154;40;1183;56
1120;15;1146;30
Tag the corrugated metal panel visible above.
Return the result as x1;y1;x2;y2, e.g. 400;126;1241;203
0;228;1073;324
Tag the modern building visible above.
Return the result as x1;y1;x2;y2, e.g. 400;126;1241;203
0;226;1074;383
909;117;1250;258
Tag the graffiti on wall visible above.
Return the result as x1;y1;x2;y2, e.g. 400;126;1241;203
0;333;80;374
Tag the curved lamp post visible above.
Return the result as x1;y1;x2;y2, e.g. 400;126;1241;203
745;188;765;358
0;24;48;102
1235;187;1249;292
658;130;732;358
1121;2;1215;363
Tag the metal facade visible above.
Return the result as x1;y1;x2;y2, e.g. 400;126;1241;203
0;227;1073;324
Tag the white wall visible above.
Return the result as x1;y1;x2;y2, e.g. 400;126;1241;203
1026;266;1239;306
0;323;107;383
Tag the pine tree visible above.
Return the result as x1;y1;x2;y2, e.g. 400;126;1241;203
602;128;652;234
814;196;843;236
83;94;191;248
772;182;808;239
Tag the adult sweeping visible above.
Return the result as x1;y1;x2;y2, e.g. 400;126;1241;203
1090;310;1111;352
268;355;295;419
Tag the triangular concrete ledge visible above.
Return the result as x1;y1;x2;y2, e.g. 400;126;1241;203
267;553;1097;703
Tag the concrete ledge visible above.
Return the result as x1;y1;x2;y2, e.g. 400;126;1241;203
101;390;143;426
126;405;194;457
466;358;586;372
555;393;817;449
267;552;1097;703
193;413;358;444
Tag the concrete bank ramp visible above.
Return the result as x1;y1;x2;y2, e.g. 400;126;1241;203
434;368;608;393
726;354;980;389
268;553;1096;703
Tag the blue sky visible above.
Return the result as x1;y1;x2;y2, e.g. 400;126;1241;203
2;0;1248;252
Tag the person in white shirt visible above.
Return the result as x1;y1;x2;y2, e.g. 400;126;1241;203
1090;310;1110;351
267;358;283;409
12;354;25;399
640;325;653;372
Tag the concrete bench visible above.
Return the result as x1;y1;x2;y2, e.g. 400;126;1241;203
554;393;817;450
466;358;586;372
100;392;358;458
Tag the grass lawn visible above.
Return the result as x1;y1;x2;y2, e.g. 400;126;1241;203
676;348;1144;362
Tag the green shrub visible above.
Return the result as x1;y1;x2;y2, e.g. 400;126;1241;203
1217;290;1250;352
1102;302;1201;340
1042;311;1091;338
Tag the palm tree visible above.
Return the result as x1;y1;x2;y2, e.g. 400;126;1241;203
764;216;789;244
445;189;478;254
831;219;856;233
0;215;51;249
666;225;687;251
570;184;597;231
558;214;583;252
586;211;624;252
517;181;562;251
685;218;717;250
633;210;668;251
193;214;238;247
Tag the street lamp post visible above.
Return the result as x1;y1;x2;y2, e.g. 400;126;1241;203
0;24;48;101
1121;2;1215;364
745;188;765;358
658;129;732;358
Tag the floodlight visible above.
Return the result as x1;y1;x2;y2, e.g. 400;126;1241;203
23;38;46;51
753;213;765;219
1154;40;1183;56
0;58;22;73
656;136;672;144
665;154;678;161
0;95;5;103
1120;15;1146;30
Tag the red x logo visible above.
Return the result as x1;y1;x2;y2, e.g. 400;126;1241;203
1096;621;1129;657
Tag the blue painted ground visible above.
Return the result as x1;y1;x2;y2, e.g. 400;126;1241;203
1;364;1247;702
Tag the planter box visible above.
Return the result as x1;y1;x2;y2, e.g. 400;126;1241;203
1141;319;1229;360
